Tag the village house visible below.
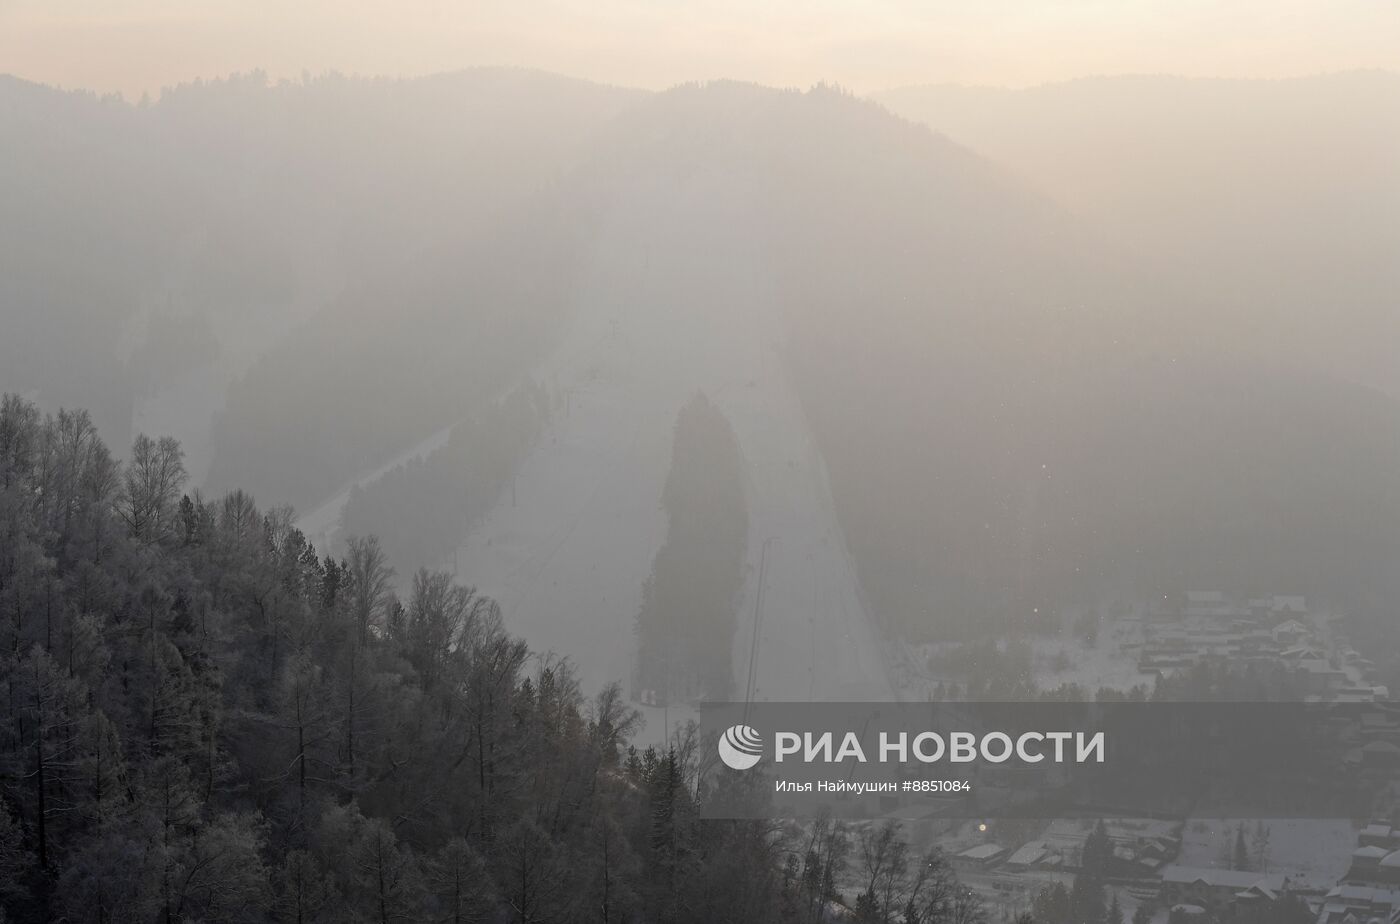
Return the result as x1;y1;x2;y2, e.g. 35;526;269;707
1350;741;1400;773
1132;592;1388;700
1002;841;1050;870
1343;845;1400;887
953;843;1006;869
1359;823;1400;852
1157;866;1287;917
1272;618;1312;646
1315;883;1400;924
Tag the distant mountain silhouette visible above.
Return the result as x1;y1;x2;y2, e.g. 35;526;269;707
5;73;1397;656
0;68;642;492
879;72;1400;398
543;81;1400;649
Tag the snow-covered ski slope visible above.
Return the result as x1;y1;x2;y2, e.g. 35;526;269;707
454;172;897;707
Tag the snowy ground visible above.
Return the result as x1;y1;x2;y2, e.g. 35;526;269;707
1033;620;1157;693
1177;817;1355;885
444;171;896;742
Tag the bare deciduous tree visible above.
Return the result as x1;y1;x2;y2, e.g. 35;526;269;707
346;535;394;647
119;434;186;544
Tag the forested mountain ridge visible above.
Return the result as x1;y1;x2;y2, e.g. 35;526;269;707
0;393;799;922
877;72;1400;397
187;81;1400;659
0;392;1040;923
551;82;1400;654
7;71;1399;675
0;68;643;496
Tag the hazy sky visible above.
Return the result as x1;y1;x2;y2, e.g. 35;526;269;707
3;0;1397;97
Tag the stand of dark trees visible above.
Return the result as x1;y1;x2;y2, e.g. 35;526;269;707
0;393;825;924
634;395;747;705
0;389;1345;923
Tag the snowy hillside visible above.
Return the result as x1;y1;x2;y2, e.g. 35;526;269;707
450;167;897;717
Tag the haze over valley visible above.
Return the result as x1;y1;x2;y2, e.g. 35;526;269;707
7;69;1397;696
4;1;1400;915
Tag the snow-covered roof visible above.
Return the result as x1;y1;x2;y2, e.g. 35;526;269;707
1004;842;1047;866
1162;866;1283;891
957;843;1003;860
1324;884;1400;904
